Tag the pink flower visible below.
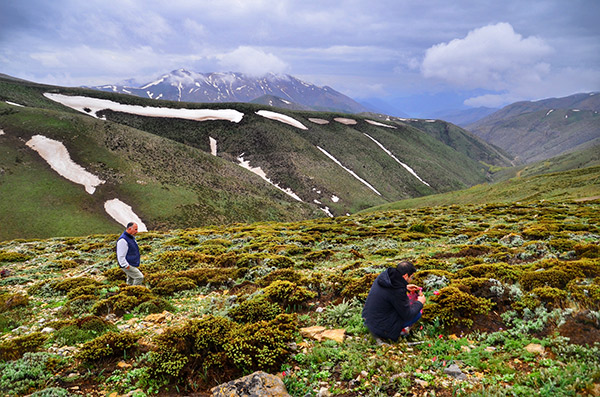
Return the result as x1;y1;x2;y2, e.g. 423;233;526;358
438;334;443;339
433;290;440;295
432;356;437;362
419;325;423;330
428;343;432;347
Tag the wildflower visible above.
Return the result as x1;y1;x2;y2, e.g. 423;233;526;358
438;334;443;339
433;290;440;295
432;356;437;362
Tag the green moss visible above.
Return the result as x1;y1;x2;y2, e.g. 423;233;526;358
151;277;197;296
340;273;378;300
527;287;567;309
52;277;102;294
0;251;31;262
305;250;334;262
574;244;600;258
92;286;158;316
155;250;213;270
257;268;303;287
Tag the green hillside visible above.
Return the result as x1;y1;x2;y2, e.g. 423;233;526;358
0;76;506;240
360;164;600;213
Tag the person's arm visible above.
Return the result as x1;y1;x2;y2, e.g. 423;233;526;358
116;239;130;269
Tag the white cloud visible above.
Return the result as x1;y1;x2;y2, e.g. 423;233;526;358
216;46;289;76
421;22;553;91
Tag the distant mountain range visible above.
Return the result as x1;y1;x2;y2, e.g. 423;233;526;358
466;92;600;164
88;69;371;114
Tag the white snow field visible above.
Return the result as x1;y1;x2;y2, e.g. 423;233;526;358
104;199;148;232
334;117;357;125
44;93;244;123
209;137;218;156
256;110;308;130
363;133;430;187
308;118;330;125
25;135;106;194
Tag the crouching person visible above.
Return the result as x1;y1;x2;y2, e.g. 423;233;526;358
362;260;425;342
116;222;144;286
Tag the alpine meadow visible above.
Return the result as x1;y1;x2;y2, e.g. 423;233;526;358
0;73;599;396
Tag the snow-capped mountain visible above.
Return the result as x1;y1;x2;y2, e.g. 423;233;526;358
89;69;370;114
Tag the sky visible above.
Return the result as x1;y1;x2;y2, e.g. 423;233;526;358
1;0;599;116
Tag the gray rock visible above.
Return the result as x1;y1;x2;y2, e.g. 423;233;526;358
444;364;467;380
211;371;290;396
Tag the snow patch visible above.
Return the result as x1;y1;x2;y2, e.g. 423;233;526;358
366;119;397;129
209;137;218;156
104;199;148;232
317;146;381;196
44;93;244;123
331;195;339;203
5;101;24;107
573;109;580;112
363;133;430;187
334;117;357;125
25;135;105;194
0;129;4;136
256;110;307;130
237;154;303;201
546;109;554;116
308;118;329;125
320;206;334;217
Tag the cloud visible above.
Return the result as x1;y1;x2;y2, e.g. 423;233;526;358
215;46;289;76
421;22;553;91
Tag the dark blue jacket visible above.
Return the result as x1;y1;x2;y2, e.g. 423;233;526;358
118;231;140;267
362;268;423;341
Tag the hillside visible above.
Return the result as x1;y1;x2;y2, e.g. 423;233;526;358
0;199;598;395
466;92;600;163
361;163;600;213
88;69;371;114
0;75;507;240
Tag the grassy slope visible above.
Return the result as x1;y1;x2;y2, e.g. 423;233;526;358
360;165;600;212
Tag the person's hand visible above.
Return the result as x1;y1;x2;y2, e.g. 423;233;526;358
417;295;426;304
407;284;420;292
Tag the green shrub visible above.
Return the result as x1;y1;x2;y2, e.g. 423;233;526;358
0;332;47;361
423;286;494;327
340;274;378;300
103;267;127;282
567;279;600;309
574;244;600;258
92;286;157;316
151;277;197;295
76;331;139;362
0;292;29;313
305;250;334;262
53;316;117;346
257;269;303;287
155;250;213;270
63;294;98;316
228;295;282;323
52;277;102;294
263;280;316;308
224;314;297;373
520;269;572;291
526;287;568;309
0;251;31;262
264;255;295;269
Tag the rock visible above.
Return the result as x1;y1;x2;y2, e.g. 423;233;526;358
144;310;173;323
211;371;290;396
524;343;545;355
444;364;468;381
322;329;345;343
317;386;331;397
41;327;55;333
300;326;345;343
117;361;131;369
300;326;326;341
414;379;429;388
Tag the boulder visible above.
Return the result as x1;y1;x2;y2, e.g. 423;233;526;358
211;371;290;397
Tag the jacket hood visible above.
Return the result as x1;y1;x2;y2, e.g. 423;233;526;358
377;268;407;289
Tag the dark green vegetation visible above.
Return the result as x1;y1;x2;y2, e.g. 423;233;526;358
0;199;599;395
1;75;510;240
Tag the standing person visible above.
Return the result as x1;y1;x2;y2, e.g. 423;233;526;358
116;222;144;285
362;260;426;342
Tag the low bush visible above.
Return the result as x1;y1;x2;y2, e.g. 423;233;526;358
0;332;47;361
0;352;67;396
76;331;139;362
423;286;494;327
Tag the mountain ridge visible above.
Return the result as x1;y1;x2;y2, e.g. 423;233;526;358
88;69;371;114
